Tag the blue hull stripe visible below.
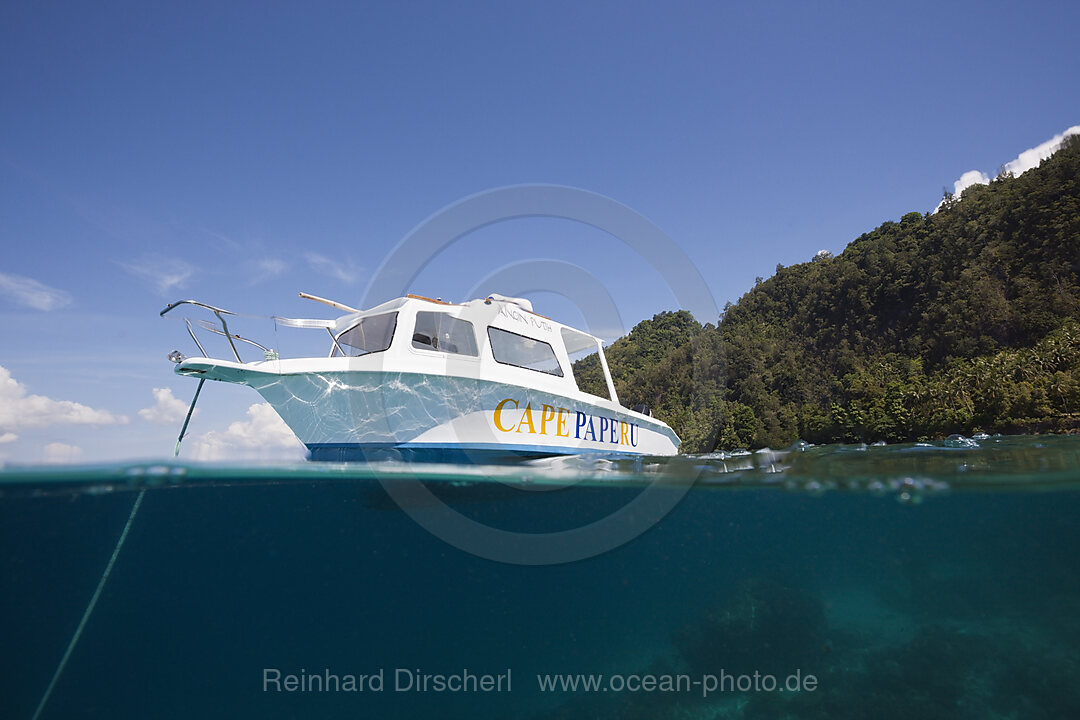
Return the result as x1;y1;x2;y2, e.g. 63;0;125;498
306;442;643;463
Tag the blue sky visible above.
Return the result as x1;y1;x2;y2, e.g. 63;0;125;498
1;1;1078;463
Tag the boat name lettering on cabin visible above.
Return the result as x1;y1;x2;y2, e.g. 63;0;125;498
493;398;638;446
498;305;553;333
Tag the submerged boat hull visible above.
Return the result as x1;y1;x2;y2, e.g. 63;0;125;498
177;359;679;462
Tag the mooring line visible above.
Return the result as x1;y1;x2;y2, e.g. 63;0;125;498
30;488;146;720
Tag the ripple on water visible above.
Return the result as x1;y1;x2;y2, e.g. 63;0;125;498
1;434;1079;498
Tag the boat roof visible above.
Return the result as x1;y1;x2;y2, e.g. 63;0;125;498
267;292;605;355
325;294;601;350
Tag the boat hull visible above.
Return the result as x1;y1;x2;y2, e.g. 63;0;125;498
177;361;680;461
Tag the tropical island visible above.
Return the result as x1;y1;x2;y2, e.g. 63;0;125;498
575;135;1080;452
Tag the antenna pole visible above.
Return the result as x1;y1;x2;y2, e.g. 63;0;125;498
298;292;360;313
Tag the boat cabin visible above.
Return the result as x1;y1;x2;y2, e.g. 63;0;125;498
324;293;622;407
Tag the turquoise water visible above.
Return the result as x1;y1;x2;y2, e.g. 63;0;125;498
2;434;1079;718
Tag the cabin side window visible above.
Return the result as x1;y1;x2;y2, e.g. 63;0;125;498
487;327;564;377
561;327;612;400
411;312;479;356
334;312;398;357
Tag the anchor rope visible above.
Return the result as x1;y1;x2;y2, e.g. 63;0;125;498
30;488;146;720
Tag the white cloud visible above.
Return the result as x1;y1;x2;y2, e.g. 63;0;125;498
0;432;17;444
1002;126;1080;176
42;442;83;464
0;365;129;431
951;169;991;197
119;255;196;294
306;252;363;284
248;257;288;285
138;387;192;425
0;272;73;310
942;126;1080;208
189;402;306;461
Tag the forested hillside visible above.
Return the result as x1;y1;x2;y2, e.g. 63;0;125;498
576;135;1080;452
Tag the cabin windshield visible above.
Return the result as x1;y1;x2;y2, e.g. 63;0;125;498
411;311;479;356
333;312;398;357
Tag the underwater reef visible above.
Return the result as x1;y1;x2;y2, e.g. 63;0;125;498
529;571;1080;720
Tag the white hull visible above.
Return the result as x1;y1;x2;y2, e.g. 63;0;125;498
177;359;679;461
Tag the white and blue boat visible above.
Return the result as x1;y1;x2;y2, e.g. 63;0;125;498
162;293;680;462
